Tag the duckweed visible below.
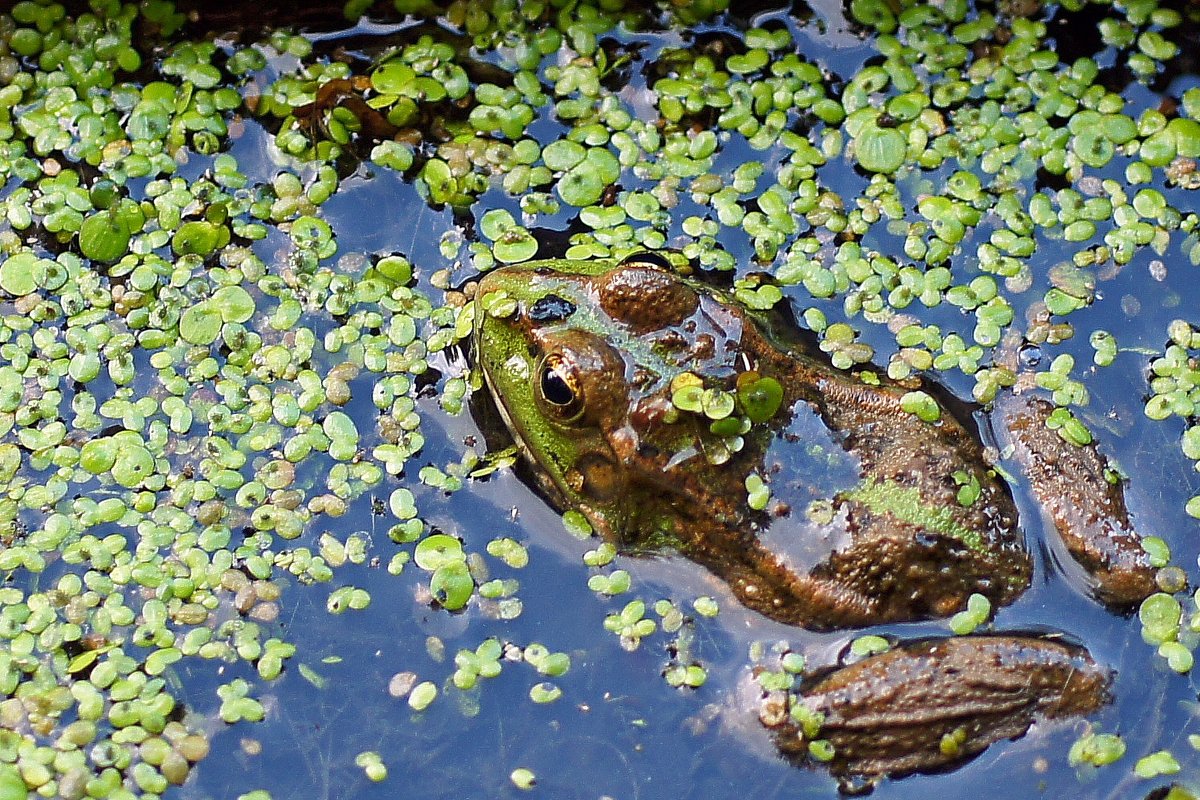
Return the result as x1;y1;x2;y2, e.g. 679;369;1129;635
692;597;719;618
1135;750;1181;778
604;600;656;650
510;767;536;790
1139;593;1183;646
588;569;632;596
808;739;836;762
665;663;707;689
899;390;940;423
355;751;388;782
0;0;1196;795
1069;731;1127;768
849;635;890;658
948;593;992;635
737;374;783;423
746;474;771;511
408;681;438;712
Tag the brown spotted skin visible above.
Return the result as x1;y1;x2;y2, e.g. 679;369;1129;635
475;256;1035;630
994;395;1156;605
475;256;1154;623
473;255;1151;778
768;636;1110;778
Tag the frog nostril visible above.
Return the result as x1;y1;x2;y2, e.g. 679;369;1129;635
529;294;576;322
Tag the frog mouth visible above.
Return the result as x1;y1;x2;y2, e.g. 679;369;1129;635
477;356;576;516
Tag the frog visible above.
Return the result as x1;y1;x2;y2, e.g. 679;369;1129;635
471;251;1157;777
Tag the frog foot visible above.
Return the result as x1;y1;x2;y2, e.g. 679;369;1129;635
993;395;1157;605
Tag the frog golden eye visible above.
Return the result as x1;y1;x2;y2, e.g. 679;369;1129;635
618;251;673;271
536;353;584;422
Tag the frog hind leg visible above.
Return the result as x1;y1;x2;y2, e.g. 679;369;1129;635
682;533;883;630
765;635;1109;778
993;393;1156;605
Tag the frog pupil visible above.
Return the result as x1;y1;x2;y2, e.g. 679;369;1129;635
619;251;672;270
541;365;575;406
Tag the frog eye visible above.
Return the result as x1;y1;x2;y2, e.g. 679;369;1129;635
536;353;585;422
618;251;673;271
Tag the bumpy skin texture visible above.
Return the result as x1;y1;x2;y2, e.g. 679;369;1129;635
475;256;1031;629
473;254;1149;778
768;636;1109;777
993;395;1157;604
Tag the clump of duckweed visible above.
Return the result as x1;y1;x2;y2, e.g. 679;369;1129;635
246;0;1200;789
948;592;992;634
355;750;387;782
1147;321;1200;513
747;640;843;766
2;0;1200;794
0;1;479;795
603;599;656;650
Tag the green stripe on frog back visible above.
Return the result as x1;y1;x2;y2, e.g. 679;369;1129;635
842;478;985;553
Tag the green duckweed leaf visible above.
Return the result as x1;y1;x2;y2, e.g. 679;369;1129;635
854;124;906;174
493;227;538;263
849;635;890;657
1069;731;1126;767
557;165;606;207
414;534;465;571
1139;592;1182;645
543;140;586;171
0;764;27;800
480;208;516;240
0;253;38;296
510;768;536;790
111;445;155;488
374;255;412;285
180;301;223;345
672;385;704;413
850;0;896;32
900;390;940;422
738;376;783;423
371;62;416;94
322;411;358;443
79;210;131;263
701;389;735;420
430;562;473;610
1134;750;1180;778
172;220;226;256
408;681;437;711
212;286;256;324
79;438;118;474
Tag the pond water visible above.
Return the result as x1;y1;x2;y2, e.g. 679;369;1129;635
0;1;1199;799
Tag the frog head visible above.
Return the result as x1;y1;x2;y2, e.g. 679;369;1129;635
472;252;717;541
